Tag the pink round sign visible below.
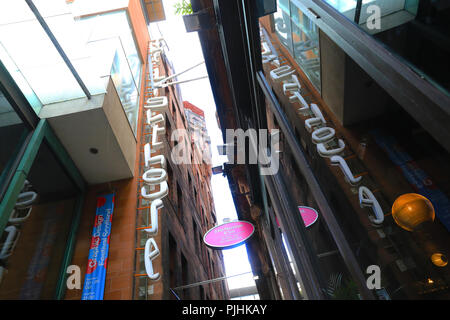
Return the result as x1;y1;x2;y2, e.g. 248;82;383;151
274;207;319;228
298;206;319;227
203;221;255;249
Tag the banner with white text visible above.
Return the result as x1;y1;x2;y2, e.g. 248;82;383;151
81;193;115;300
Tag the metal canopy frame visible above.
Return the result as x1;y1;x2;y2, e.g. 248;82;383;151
24;0;92;99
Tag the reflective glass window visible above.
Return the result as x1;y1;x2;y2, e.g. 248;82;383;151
79;11;142;93
0;87;29;195
274;1;294;51
111;45;139;135
0;141;80;299
0;1;105;107
290;1;321;91
273;1;321;92
323;0;449;95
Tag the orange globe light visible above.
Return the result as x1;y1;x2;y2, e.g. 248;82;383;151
431;253;448;267
391;193;435;231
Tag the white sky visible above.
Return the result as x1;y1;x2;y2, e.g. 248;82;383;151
148;1;257;292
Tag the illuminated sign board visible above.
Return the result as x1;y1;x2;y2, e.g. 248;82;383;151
203;221;255;250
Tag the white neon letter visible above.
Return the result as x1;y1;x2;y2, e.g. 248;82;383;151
317;139;346;157
270;65;295;82
144;238;160;280
142;168;167;185
290;91;310;112
305;104;326;132
145;96;168;113
282;75;301;95
359;186;384;225
147;112;165;127
144;199;164;235
311;127;335;144
141;181;168;201
330;155;362;185
151;124;166;152
145;153;166;170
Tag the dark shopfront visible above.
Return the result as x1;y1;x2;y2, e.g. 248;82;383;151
262;0;450;300
190;0;450;300
0;61;85;299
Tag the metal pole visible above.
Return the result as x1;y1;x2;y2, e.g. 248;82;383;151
171;271;253;291
354;0;363;24
158;61;205;84
155;75;209;88
169;288;181;300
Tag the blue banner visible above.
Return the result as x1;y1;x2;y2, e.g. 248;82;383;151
81;193;115;300
371;129;450;231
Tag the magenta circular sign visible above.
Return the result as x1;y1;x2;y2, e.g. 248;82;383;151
298;206;319;227
274;207;319;228
203;221;255;249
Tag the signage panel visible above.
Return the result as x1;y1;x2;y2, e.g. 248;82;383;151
298;206;319;227
275;206;319;228
203;221;255;250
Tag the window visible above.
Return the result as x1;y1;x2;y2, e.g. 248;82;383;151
166;162;174;202
290;1;321;90
0;61;83;300
324;0;448;95
274;0;293;51
194;186;198;210
79;11;142;92
198;231;203;255
166;115;172;147
169;232;178;300
176;182;183;223
78;10;143;136
110;47;139;135
273;1;321;92
207;251;211;278
0;1;105;107
181;253;189;299
193;219;199;256
0;87;30;197
171;99;177;124
199;285;205;300
0;141;81;299
211;211;217;225
201;206;206;228
188;174;192;194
